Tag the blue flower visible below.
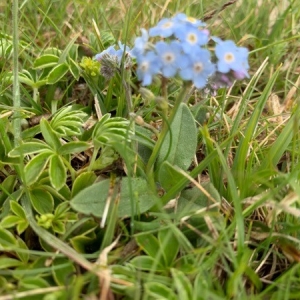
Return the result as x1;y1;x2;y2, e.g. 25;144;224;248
95;43;131;63
179;49;215;89
131;29;149;58
175;25;209;53
155;41;188;78
136;51;161;86
149;18;177;38
173;13;206;28
94;46;118;61
215;39;249;76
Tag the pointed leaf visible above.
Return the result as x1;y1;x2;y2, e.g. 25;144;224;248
68;57;80;80
158;228;179;267
8;141;51;157
40;118;61;150
24;152;52;186
135;233;161;260
10;200;26;218
171;268;193;300
145;282;177;300
59;141;90;155
158;161;186;191
130;256;164;271
47;63;69;84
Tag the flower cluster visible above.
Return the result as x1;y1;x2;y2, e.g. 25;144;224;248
94;42;132;79
94;13;249;90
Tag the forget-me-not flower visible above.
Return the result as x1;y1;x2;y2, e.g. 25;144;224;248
136;51;161;86
155;41;188;78
175;25;209;53
173;13;206;28
180;48;215;89
131;29;149;58
149;18;178;38
215;39;249;77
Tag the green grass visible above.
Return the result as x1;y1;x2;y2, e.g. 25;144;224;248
1;0;300;299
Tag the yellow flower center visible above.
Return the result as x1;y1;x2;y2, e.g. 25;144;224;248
187;33;197;44
224;52;234;63
194;62;203;73
162;22;173;29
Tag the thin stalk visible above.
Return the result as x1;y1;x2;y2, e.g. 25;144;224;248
12;0;21;146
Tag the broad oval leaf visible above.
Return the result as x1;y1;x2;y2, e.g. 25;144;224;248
70;177;158;218
29;188;54;214
49;154;66;190
157;103;197;171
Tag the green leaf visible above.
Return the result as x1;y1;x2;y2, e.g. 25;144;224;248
40;118;61;150
50;107;87;137
33;54;59;69
8;141;52;157
49;154;66;190
10;200;26;218
232;68;280;193
260;107;300;169
68;57;80;80
171;268;193;300
16;237;29;263
47;63;69;84
145;282;177;300
92;113;132;147
0;228;18;249
20;277;50;289
52;220;65;234
157;103;197;170
135;233;161;260
158;228;179;267
70;177;158;218
29;188;54;214
52;258;76;286
0;175;17;205
130;256;164;271
59;141;90;155
177;183;221;216
0;215;21;228
24;152;52;186
0;257;23;269
158;161;186;191
72;172;97;198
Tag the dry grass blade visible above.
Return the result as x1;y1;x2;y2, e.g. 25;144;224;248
203;0;238;21
97;235;121;300
0;287;65;300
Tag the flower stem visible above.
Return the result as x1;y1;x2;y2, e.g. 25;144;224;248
12;0;21;146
